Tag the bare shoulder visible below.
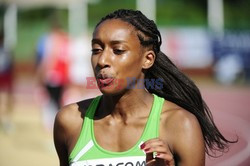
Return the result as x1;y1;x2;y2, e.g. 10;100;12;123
54;98;94;144
161;100;201;133
55;103;81;130
55;98;94;126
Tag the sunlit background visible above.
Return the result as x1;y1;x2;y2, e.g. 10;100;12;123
0;0;249;166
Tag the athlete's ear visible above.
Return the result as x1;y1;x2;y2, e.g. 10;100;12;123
142;50;155;69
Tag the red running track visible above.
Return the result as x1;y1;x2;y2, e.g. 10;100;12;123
201;86;250;166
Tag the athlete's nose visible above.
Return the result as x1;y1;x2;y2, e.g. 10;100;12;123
97;48;111;69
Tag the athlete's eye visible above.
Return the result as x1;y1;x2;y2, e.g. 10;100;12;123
113;49;125;55
91;48;102;55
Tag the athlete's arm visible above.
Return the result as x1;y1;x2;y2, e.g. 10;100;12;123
54;104;77;166
171;110;205;165
168;109;205;166
142;109;205;166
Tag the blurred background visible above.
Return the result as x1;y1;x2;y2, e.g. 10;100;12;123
0;0;249;165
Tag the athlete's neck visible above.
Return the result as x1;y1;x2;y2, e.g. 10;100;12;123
98;89;153;123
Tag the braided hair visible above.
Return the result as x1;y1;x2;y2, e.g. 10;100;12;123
95;9;236;156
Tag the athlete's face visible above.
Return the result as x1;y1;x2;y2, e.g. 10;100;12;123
91;19;146;95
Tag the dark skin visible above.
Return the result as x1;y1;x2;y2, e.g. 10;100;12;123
54;19;205;166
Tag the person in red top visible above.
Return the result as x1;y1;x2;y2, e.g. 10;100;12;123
36;18;69;131
0;28;14;133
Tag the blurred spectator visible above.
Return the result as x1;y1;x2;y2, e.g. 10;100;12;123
35;17;69;132
0;27;14;134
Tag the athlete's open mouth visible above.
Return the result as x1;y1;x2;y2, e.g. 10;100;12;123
97;73;114;85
